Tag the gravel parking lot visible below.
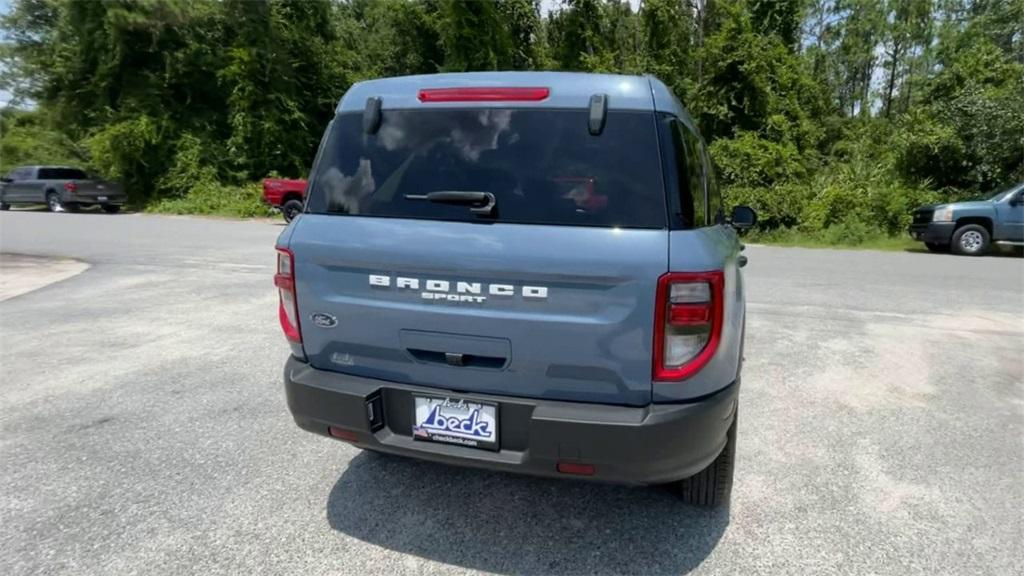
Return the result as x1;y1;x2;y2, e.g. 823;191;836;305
1;211;1022;576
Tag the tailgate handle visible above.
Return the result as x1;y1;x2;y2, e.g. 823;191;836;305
399;330;511;369
408;348;506;369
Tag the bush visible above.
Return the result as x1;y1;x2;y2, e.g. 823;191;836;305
147;181;271;218
726;181;813;230
725;144;939;240
710;131;807;188
156;133;221;198
0;109;85;173
83;115;170;202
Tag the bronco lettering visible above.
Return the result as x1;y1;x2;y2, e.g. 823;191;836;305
368;274;548;301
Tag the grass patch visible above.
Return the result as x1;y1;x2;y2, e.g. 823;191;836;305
146;181;272;218
747;224;919;251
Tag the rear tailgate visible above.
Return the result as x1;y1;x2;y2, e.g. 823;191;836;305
291;218;666;406
287;102;668;407
72;180;123;201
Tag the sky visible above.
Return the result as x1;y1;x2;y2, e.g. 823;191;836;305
541;0;641;13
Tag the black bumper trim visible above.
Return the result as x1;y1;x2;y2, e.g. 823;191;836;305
283;356;738;485
909;221;955;244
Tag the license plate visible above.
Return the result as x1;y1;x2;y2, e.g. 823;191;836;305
413;396;498;450
97;196;108;201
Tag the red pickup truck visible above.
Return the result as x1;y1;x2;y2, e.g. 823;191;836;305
262;178;307;222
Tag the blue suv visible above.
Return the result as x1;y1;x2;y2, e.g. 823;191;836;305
276;72;756;507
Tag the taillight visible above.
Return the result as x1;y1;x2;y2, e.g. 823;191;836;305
274;248;302;352
417;87;550;102
653;271;724;381
64;182;77;193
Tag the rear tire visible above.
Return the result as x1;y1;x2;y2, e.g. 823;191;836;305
0;202;9;211
282;199;303;223
102;204;121;214
924;242;948;253
677;412;736;507
951;224;990;256
46;192;64;213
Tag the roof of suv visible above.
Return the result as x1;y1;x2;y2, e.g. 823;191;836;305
337;71;689;119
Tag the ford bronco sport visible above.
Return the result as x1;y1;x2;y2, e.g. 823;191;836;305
277;72;756;507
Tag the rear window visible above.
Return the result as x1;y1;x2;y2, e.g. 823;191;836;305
38;168;87;180
306;108;667;228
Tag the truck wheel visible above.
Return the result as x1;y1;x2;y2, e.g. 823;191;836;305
924;242;948;253
951;224;990;256
46;192;64;212
0;202;9;211
677;412;736;507
282;199;303;223
102;204;121;214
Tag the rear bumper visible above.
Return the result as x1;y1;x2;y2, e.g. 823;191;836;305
909;222;954;244
63;192;127;205
283;356;738;485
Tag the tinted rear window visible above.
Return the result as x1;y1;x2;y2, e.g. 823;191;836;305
306;109;666;228
38;168;87;180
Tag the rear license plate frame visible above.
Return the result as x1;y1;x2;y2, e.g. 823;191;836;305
412;395;499;451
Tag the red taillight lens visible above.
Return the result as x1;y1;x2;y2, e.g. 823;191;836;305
417;87;550;102
653;271;724;381
275;248;301;344
64;182;77;193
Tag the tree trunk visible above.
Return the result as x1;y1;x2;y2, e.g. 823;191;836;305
884;39;901;117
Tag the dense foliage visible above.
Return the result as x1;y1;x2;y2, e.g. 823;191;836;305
1;0;1021;240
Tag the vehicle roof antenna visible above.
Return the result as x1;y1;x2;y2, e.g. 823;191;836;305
363;97;382;135
588;94;607;135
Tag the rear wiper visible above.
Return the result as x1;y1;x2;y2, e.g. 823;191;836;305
404;190;496;216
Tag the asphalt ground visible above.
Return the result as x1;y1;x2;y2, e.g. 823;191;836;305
1;210;1022;576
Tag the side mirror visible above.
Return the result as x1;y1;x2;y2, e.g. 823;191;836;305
729;205;757;229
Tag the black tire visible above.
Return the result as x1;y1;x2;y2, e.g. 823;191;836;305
924;242;948;253
282;199;303;223
102;204;121;214
951;224;990;256
0;202;9;211
46;192;64;212
678;412;736;507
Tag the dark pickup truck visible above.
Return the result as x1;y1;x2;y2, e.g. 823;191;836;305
910;183;1024;255
0;165;126;213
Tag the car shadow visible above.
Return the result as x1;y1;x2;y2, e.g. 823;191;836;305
6;205;132;215
327;451;729;575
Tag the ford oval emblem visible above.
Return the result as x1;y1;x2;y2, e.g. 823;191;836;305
311;313;337;328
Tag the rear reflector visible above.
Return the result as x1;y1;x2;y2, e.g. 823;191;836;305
418;87;550;103
328;427;359;442
557;461;596;476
